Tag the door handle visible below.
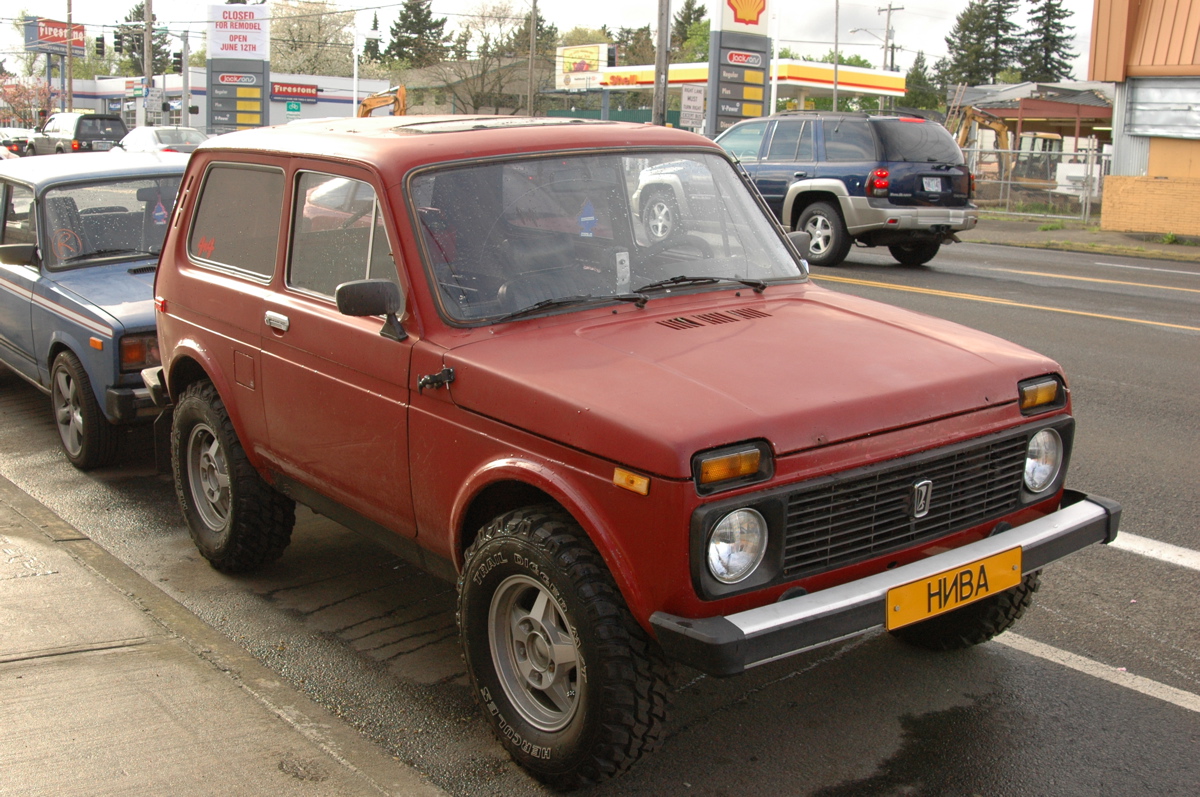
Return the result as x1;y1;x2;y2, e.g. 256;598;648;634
264;311;290;332
793;171;808;179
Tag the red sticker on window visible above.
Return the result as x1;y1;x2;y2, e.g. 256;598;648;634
197;236;216;258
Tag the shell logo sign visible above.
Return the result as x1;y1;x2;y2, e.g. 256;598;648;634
727;0;765;26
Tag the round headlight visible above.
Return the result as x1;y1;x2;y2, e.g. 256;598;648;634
707;509;768;584
1024;428;1063;493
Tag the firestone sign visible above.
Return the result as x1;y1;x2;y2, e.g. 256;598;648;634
22;17;86;56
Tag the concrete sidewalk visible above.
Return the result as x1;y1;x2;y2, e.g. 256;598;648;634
958;216;1200;263
0;475;446;797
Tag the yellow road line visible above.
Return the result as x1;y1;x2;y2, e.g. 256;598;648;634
812;274;1200;332
992;268;1200;295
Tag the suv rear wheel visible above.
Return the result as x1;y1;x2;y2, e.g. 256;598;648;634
458;505;671;789
172;380;295;573
798;201;852;266
642;188;680;243
888;240;941;266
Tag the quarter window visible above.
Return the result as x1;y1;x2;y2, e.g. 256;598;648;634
188;164;284;278
288;172;398;297
822;119;877;161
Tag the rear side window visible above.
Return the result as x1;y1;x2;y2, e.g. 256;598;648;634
822;119;877;161
765;119;814;161
288;172;398;297
873;120;964;164
188;164;284;278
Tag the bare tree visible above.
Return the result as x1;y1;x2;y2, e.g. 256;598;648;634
269;0;354;77
426;3;529;114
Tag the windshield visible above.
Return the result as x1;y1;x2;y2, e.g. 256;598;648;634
873;119;965;164
42;175;182;269
410;151;804;323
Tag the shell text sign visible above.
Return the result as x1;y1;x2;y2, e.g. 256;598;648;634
727;0;765;26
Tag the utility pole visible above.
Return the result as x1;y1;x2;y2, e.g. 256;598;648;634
832;0;839;110
527;0;536;115
138;0;153;127
652;0;670;125
879;2;902;110
66;0;73;110
181;31;190;125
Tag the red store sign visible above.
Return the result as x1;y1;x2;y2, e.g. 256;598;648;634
270;83;319;103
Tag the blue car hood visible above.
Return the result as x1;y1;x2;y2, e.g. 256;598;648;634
50;261;158;332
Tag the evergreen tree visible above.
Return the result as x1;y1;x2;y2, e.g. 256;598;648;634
902;51;941;110
671;0;706;60
981;0;1021;82
503;11;559;59
939;1;995;86
1020;0;1076;81
385;0;450;68
614;26;655;66
117;3;170;76
362;12;382;63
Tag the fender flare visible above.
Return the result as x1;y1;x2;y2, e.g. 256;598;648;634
782;179;851;232
449;456;651;625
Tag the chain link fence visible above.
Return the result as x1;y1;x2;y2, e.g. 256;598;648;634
962;146;1111;223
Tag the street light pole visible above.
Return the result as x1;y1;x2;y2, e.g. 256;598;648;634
832;0;839;110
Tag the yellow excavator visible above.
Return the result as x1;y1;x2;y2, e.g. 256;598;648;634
954;106;1063;187
357;86;407;117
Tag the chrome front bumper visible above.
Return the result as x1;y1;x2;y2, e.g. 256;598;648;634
650;490;1121;676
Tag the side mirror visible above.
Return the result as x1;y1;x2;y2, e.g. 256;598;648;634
786;230;812;276
0;243;38;267
335;278;406;340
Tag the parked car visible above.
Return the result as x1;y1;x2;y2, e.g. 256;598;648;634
0;152;187;468
25;112;129;156
145;116;1118;788
1;127;36;158
715;111;978;266
116;125;209;154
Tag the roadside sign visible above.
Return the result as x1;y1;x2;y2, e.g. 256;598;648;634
681;85;706;130
286;101;301;113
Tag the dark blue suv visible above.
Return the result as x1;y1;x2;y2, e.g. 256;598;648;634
716;112;977;266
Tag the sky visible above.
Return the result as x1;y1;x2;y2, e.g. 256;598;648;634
4;0;1098;81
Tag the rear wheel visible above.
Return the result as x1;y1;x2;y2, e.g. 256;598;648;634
172;380;295;573
458;505;671;789
890;571;1040;651
798;201;852;266
888;240;942;266
50;350;117;470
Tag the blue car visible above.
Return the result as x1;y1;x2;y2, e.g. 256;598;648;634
0;152;187;468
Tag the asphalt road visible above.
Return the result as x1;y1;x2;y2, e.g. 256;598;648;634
0;240;1197;796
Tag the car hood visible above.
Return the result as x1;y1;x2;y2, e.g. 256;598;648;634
442;285;1060;478
50;261;158;331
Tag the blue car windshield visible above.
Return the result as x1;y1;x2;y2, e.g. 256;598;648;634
41;175;182;269
410;151;805;324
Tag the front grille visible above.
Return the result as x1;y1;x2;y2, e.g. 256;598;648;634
781;435;1028;578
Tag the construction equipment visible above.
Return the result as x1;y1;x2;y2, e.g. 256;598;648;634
953;106;1063;187
357;86;407;117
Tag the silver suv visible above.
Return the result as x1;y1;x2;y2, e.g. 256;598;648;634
716;111;978;266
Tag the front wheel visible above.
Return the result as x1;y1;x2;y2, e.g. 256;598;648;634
797;201;852;266
171;380;295;573
890;571;1040;651
50;350;117;470
458;506;671;789
888;239;941;266
642;188;681;243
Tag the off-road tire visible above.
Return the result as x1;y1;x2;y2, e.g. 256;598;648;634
50;350;118;470
798;201;852;266
890;571;1041;651
888;240;941;266
171;379;295;573
458;505;671;789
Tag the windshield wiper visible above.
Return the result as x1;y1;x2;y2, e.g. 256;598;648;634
61;248;156;264
635;274;767;293
495;292;648;322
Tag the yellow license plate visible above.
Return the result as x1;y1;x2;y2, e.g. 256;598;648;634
886;548;1022;631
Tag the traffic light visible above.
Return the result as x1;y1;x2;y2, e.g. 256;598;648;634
95;36;105;57
172;51;183;73
113;31;123;54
